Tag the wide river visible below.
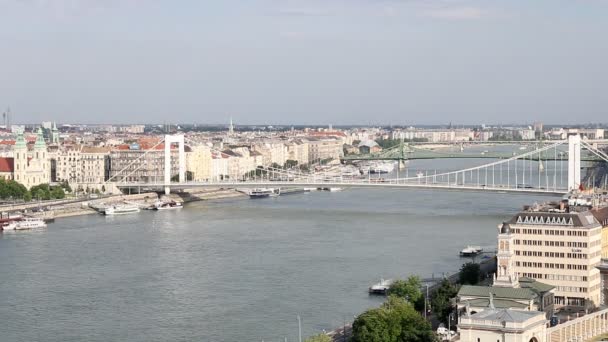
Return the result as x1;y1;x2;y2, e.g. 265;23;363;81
0;155;564;342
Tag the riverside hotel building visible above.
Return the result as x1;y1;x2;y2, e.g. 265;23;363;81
506;193;608;310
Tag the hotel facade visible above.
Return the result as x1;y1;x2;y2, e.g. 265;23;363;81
506;202;608;310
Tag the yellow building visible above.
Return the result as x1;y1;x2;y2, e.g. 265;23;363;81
186;145;212;181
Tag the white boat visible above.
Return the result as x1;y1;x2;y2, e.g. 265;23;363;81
369;278;393;294
153;200;183;210
15;218;47;230
303;187;319;192
459;246;483;257
1;222;17;231
104;205;141;215
370;162;395;174
249;188;281;198
321;187;343;192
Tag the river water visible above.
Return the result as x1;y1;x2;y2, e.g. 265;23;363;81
0;156;563;342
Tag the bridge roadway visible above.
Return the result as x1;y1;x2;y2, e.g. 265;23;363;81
115;181;568;196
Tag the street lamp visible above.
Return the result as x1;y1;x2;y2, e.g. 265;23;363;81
297;315;302;342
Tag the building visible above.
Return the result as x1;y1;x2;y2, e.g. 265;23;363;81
12;129;50;189
186;144;212;181
306;137;342;163
506;198;607;310
459;308;547;342
109;144;182;183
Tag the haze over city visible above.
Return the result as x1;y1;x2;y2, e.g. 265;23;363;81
1;0;607;125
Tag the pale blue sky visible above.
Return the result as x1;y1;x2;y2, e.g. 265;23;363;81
0;0;606;125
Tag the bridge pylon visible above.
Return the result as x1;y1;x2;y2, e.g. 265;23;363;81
164;134;186;195
568;134;581;191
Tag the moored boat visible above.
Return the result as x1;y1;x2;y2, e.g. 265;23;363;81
104;205;141;215
249;188;281;198
153;200;183;210
369;278;393;294
459;246;483;257
15;218;47;230
1;222;17;231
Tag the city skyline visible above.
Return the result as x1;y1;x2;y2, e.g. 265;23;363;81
1;0;607;125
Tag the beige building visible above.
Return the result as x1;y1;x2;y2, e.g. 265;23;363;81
506;203;605;310
13;129;50;189
186;145;212;181
53;145;110;191
109;145;181;183
286;140;309;166
459;308;547;342
305;137;342;163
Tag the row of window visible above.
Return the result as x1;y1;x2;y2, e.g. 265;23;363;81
515;262;589;270
544;274;588;281
567;242;588;248
556;286;588;293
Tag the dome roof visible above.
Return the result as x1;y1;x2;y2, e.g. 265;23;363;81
500;223;511;234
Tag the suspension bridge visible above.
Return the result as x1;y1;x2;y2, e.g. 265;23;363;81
107;134;608;196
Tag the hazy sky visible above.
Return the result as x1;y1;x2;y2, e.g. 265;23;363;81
0;0;607;125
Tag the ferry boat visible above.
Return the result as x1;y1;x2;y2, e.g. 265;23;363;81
459;246;483;257
15;218;47;230
369;278;393;294
153;200;183;210
249;188;281;198
104;205;141;215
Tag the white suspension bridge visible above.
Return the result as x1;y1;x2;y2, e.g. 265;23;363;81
106;134;608;196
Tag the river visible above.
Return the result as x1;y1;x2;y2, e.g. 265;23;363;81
1;153;566;341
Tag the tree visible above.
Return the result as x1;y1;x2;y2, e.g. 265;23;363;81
171;171;194;182
23;191;32;202
459;262;481;285
387;276;423;307
431;279;459;325
304;333;332;342
284;159;298;169
35;188;46;200
50;186;65;199
352;296;435;342
60;180;72;193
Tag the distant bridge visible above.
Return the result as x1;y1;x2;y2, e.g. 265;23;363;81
108;135;608;195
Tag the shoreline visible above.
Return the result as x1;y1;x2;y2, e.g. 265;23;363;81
26;189;248;222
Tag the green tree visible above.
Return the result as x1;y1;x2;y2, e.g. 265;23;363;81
23;191;32;202
60;180;72;193
387;276;423;307
284;159;298;169
352;296;434;342
304;333;332;342
459;262;481;285
352;307;393;342
50;186;65;199
431;279;459;325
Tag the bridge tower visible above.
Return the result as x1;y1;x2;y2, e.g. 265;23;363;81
568;134;581;191
164;135;186;195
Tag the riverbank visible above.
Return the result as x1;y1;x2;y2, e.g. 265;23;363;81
23;189;248;221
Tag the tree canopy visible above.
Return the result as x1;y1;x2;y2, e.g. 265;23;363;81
387;276;424;311
459;262;481;285
431;279;459;325
352;296;435;342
